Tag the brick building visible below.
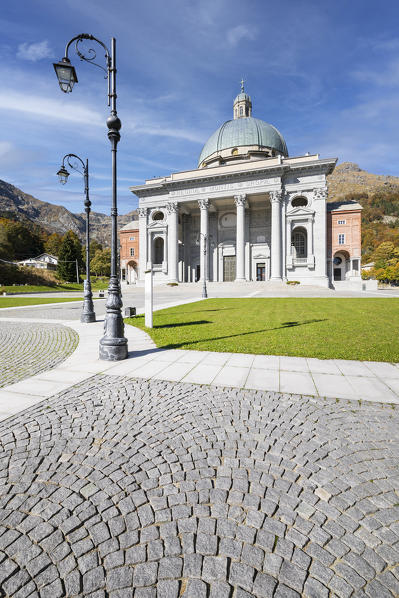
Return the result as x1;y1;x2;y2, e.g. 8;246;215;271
327;201;362;283
120;220;139;284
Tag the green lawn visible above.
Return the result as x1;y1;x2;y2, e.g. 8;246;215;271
0;297;85;308
126;298;399;362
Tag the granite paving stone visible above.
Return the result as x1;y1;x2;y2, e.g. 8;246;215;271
0;374;397;596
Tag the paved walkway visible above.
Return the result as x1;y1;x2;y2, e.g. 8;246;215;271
0;374;398;597
0;321;78;388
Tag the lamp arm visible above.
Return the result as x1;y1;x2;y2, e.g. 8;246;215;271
64;34;111;103
62;153;86;176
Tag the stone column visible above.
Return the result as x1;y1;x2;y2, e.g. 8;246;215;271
234;194;246;282
198;199;209;281
138;207;147;281
166;201;179;283
270;190;283;280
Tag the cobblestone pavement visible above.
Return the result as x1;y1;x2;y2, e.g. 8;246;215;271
0;322;78;388
0;377;399;597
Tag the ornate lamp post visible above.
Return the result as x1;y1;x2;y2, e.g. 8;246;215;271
57;154;96;323
53;34;127;360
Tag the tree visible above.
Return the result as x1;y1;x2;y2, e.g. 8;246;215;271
0;224;13;261
57;230;83;282
81;238;103;267
4;221;44;260
44;233;63;257
91;248;111;277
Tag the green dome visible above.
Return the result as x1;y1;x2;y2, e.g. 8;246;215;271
198;117;288;166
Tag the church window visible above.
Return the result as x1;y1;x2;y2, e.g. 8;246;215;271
338;233;345;245
291;196;308;208
240;106;243;116
291;228;307;258
154;237;164;264
152;211;164;221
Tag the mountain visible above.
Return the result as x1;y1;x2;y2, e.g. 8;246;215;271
0;180;137;246
327;162;399;199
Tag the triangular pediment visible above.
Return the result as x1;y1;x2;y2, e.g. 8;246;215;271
287;206;315;217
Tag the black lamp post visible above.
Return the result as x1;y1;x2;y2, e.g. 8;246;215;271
53;34;127;360
57;154;95;323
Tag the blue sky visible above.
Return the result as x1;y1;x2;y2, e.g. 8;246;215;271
1;0;399;216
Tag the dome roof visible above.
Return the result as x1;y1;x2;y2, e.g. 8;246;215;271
198;117;288;166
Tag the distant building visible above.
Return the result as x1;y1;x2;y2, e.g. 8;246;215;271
120;220;139;284
130;86;362;288
327;201;362;282
18;253;58;271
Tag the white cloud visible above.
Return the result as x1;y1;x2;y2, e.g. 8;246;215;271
17;40;53;62
226;24;257;47
0;90;103;127
353;58;399;87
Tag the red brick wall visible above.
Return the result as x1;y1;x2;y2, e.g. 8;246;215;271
120;227;139;263
327;209;361;258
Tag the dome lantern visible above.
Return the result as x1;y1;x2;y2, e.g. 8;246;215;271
233;79;252;119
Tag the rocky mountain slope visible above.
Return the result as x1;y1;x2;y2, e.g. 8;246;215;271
327;162;399;199
0;180;137;246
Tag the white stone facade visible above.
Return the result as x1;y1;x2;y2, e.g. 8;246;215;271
130;154;338;287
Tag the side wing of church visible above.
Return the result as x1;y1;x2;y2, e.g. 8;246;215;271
130;88;361;288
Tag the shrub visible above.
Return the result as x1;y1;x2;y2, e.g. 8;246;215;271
286;280;300;285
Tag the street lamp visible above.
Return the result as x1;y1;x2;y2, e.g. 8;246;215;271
53;34;127;360
57;154;96;323
196;232;209;299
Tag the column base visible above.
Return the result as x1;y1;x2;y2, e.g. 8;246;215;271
270;276;283;281
235;277;246;282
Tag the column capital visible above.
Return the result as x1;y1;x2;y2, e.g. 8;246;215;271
138;207;147;218
166;201;179;214
234;194;247;207
198;198;209;210
313;187;328;201
269;189;283;204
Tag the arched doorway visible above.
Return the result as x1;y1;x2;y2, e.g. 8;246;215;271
126;260;137;284
333;250;350;281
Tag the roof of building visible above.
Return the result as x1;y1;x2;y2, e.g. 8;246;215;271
120;220;138;231
234;92;251;103
198;117;288;166
327;200;363;212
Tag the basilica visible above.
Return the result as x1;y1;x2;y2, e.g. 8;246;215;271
130;87;362;287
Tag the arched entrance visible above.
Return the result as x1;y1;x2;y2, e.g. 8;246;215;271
333;250;350;281
126;260;137;284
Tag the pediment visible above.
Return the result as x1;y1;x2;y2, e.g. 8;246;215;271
147;220;166;229
286;206;315;217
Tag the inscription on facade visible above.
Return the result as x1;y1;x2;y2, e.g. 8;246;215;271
169;178;280;198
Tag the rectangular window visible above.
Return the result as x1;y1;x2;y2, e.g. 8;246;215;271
337;219;346;224
130;248;135;256
338;234;345;245
129;236;135;241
